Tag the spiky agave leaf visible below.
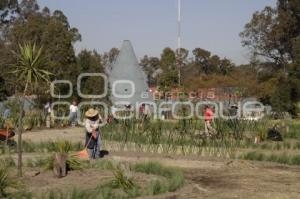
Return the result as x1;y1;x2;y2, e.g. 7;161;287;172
67;155;83;170
54;140;72;153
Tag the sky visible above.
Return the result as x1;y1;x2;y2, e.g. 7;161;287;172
38;0;276;65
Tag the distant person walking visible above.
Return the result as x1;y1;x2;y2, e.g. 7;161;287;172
204;105;215;137
44;101;52;128
69;101;78;127
2;106;10;120
85;108;102;159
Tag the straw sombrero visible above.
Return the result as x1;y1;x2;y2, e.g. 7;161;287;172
85;108;98;118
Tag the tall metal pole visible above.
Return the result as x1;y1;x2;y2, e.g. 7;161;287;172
177;0;181;86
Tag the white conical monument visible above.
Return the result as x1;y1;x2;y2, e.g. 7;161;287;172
109;40;152;106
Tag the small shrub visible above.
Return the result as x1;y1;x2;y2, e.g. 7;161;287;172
260;143;270;150
241;152;300;166
7;190;33;199
290;155;300;165
0;162;20;197
22;141;35;153
276;154;290;164
266;154;278;162
274;143;282;150
283;141;291;150
147;179;167;195
88;159;115;170
133;162;163;175
293;142;300;150
0;156;15;167
133;162;184;192
241;151;265;161
28;156;54;170
111;167;136;192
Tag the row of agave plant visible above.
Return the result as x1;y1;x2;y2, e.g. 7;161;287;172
0;100;270;159
100;118;269;158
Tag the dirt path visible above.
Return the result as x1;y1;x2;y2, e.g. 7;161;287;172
104;152;300;199
22;127;84;143
20;128;300;199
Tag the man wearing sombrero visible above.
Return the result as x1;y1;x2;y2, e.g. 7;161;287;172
85;108;102;159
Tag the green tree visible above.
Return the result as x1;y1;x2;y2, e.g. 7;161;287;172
0;0;18;29
160;47;176;71
241;0;300;114
240;0;300;67
102;47;119;71
219;58;234;75
76;49;105;99
3;0;81;98
0;0;19;98
159;48;178;89
192;48;211;74
158;69;179;91
140;55;160;86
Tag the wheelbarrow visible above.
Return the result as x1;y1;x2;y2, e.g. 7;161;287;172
0;129;16;146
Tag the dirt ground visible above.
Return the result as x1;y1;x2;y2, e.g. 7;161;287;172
21;128;300;199
24;168;163;196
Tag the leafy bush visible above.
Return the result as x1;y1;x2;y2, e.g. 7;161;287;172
147;179;167;195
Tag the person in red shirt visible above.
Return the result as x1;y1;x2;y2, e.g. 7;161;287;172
204;105;215;136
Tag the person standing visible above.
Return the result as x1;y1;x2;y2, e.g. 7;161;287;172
69;101;78;127
2;106;11;120
204;105;215;137
44;101;52;128
85;108;102;159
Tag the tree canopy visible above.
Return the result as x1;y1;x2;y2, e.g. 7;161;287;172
0;0;299;115
240;0;300;114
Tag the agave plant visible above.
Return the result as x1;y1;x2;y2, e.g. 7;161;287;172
111;166;136;193
11;43;53;177
54;140;72;153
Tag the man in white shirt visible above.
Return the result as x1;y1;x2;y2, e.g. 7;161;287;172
69;101;78;127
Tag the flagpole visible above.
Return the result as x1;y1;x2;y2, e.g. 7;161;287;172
177;0;181;86
178;0;181;50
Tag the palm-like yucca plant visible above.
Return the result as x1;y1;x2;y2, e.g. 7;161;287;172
11;43;52;177
13;43;52;94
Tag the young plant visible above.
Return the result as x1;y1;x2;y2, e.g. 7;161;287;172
11;43;52;177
